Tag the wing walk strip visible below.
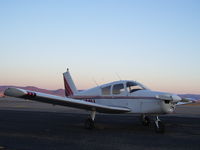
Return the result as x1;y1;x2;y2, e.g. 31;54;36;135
4;88;130;114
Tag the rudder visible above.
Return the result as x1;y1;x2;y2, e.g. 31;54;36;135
63;69;78;97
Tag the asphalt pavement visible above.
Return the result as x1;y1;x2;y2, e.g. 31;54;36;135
0;98;199;150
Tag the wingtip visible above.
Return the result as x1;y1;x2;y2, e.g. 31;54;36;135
4;88;26;97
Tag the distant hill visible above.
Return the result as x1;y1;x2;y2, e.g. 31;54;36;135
178;94;200;100
0;85;200;100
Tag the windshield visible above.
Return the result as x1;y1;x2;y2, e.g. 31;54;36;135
126;81;147;93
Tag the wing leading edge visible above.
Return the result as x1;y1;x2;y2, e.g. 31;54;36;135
4;88;130;114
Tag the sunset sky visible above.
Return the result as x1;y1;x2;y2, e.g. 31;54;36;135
0;0;200;94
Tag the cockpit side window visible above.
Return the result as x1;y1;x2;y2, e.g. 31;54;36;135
112;84;125;95
126;82;143;93
101;86;111;95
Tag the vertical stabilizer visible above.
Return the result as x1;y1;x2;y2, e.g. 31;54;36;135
63;69;78;97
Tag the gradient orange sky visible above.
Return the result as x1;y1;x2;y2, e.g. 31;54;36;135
0;0;200;94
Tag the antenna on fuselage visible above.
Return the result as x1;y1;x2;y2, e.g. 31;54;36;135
115;72;122;81
92;78;99;86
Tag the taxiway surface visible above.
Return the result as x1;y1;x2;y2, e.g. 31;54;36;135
0;98;199;150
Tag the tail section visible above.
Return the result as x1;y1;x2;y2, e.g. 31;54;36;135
63;69;78;97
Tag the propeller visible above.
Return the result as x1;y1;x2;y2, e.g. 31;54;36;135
155;94;194;104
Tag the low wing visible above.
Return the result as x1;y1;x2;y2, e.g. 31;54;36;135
4;88;130;114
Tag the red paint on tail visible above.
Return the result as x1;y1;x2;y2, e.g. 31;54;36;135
63;76;73;96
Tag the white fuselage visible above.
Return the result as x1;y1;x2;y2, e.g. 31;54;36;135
72;87;176;115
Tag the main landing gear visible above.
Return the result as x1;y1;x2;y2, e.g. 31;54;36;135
141;115;165;133
84;112;165;133
84;111;96;129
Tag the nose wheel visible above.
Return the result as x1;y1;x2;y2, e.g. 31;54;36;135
154;116;165;133
141;115;151;126
85;118;95;129
141;115;165;133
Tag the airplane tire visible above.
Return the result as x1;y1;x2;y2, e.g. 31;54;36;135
142;116;150;126
154;121;165;133
84;118;95;129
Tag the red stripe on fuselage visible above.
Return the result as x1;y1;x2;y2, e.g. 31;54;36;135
70;95;158;100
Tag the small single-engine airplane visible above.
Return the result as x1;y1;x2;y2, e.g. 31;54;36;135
4;69;196;133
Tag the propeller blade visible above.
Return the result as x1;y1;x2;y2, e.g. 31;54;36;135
156;94;182;103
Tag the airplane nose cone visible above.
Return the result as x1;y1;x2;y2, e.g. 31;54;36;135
171;95;182;102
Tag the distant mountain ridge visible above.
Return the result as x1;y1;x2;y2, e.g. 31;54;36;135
177;94;200;100
0;85;200;100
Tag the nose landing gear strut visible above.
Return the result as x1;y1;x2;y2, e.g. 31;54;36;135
141;115;165;133
154;116;165;133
